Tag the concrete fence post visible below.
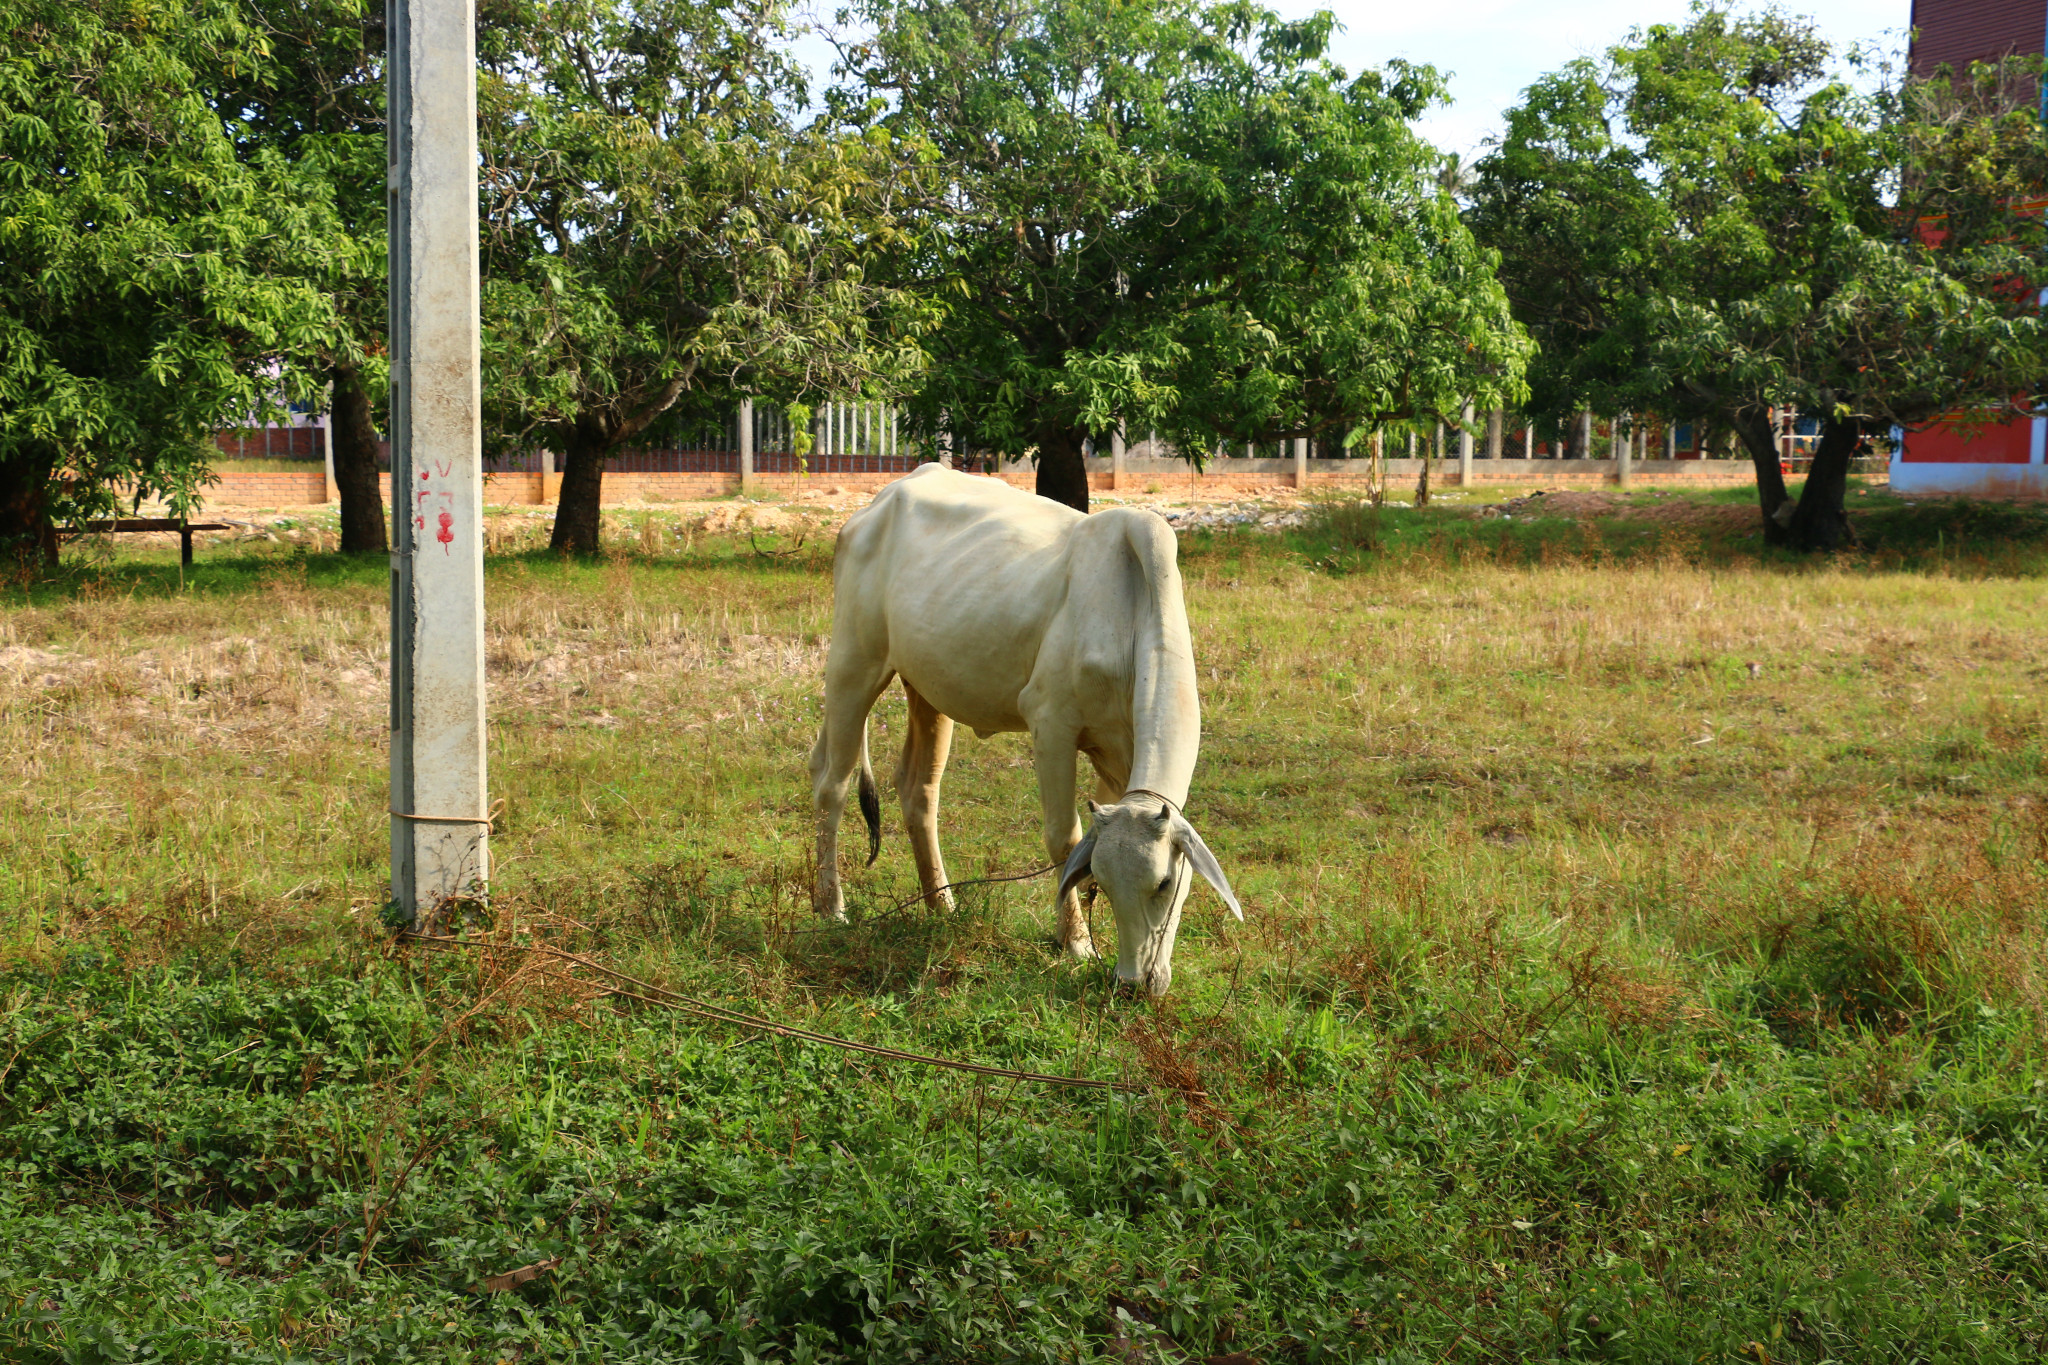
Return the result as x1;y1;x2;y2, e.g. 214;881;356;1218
1524;422;1535;460
1292;433;1308;490
321;401;338;505
1111;427;1126;490
738;395;755;495
1665;420;1677;460
387;0;489;924
1458;402;1474;487
1579;410;1593;461
1486;407;1503;461
1615;412;1632;487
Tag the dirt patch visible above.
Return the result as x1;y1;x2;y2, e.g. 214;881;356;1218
689;503;810;535
1486;491;1621;520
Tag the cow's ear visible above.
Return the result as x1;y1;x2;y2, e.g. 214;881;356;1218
1058;828;1097;903
1086;799;1104;818
1170;815;1242;920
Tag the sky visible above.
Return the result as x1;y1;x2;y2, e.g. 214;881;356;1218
1293;0;1911;160
792;0;1912;162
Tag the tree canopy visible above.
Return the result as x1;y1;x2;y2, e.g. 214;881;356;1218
0;0;344;563
834;0;1528;510
13;0;2048;563
478;0;933;552
211;0;390;554
1470;7;2048;549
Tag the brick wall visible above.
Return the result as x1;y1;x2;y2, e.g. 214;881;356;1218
195;457;1777;508
204;470;330;504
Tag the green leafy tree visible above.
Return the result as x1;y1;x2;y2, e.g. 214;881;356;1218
1471;7;2048;551
213;0;390;554
834;0;1527;511
831;0;1204;509
0;0;342;566
479;0;931;554
1133;31;1529;469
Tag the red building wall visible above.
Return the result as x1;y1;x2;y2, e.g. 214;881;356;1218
1910;0;2045;80
1899;2;2046;487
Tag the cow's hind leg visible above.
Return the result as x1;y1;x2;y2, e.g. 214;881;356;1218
896;684;955;909
1034;734;1098;959
810;658;893;921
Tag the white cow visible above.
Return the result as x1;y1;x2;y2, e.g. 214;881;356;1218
808;464;1240;996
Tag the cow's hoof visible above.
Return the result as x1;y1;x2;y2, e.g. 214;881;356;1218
1060;935;1099;960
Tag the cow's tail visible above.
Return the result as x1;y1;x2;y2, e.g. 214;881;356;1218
858;725;882;867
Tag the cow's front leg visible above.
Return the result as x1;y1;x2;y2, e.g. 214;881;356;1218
810;661;893;921
1033;735;1097;959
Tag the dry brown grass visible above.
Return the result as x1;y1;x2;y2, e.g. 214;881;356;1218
4;521;2045;1061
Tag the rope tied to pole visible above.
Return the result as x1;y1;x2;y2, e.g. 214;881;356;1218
392;797;506;828
398;931;1172;1096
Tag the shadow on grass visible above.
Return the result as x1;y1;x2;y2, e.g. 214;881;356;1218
1244;477;2048;578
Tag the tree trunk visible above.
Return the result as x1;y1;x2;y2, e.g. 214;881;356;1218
330;362;388;555
1415;448;1432;507
1035;421;1090;512
1731;408;1793;548
1785;413;1859;552
0;453;58;571
550;422;613;553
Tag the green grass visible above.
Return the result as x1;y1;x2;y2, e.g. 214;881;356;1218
4;491;2048;1361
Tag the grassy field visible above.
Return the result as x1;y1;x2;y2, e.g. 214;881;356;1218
4;486;2048;1362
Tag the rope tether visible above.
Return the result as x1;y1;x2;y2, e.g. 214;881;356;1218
391;798;506;829
399;932;1174;1095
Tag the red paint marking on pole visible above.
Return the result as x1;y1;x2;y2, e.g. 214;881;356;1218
437;511;455;551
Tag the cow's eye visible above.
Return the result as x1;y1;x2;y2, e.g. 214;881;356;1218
1155;874;1173;895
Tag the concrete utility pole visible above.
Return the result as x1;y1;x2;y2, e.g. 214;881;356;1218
738;396;756;494
1292;434;1308;489
387;0;489;924
1615;412;1632;488
1458;402;1474;487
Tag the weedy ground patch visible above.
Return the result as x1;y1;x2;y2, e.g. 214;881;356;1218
3;486;2047;1362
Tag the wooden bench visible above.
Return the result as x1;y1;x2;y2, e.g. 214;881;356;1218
58;518;232;567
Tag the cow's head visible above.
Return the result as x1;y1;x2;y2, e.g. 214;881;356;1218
1058;793;1240;997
